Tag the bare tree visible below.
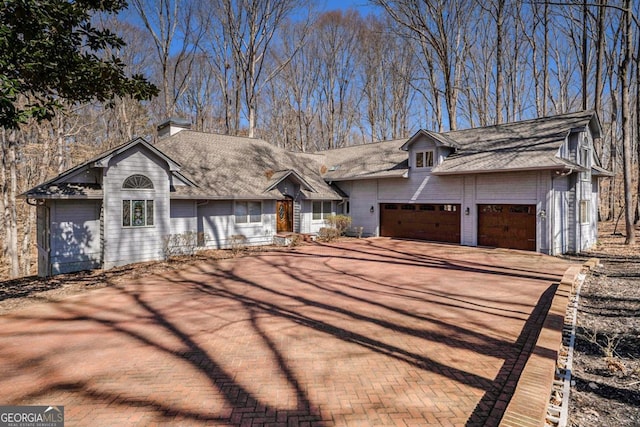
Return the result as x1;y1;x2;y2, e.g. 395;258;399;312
374;0;473;131
0;129;19;277
132;0;205;119
313;10;362;149
359;14;414;141
619;0;635;244
212;0;309;138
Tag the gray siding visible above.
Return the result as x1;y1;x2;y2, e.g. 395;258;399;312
378;175;462;202
103;147;171;268
170;200;197;235
462;176;476;246
476;172;539;203
198;200;276;248
50;200;102;274
347;180;378;236
552;175;570;255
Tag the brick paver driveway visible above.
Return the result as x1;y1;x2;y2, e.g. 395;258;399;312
0;239;571;426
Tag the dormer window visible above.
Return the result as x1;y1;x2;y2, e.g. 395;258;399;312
415;151;434;168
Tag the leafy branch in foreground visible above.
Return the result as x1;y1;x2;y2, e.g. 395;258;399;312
0;0;158;129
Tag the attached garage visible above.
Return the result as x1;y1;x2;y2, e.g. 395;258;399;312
477;204;536;251
380;203;461;243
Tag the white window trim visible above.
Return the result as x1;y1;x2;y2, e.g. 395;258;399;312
580;147;590;181
234;200;263;225
312;201;333;221
415;150;435;169
122;199;155;228
580;200;590;224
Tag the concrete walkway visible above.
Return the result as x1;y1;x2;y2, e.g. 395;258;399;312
0;239;572;426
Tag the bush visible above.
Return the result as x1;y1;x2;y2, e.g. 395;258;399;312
229;234;248;255
318;227;341;242
324;214;352;235
162;231;201;258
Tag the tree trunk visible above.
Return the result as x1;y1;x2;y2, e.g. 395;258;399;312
21;206;33;276
635;26;640;224
620;0;635;244
1;129;20;278
581;1;588;111
495;0;504;124
542;0;549;116
594;0;606;117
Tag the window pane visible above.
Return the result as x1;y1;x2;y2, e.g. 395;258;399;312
415;152;424;168
323;202;331;217
249;201;261;223
132;200;146;226
235;202;248;223
425;151;434;167
123;200;131;226
123;174;154;189
580;201;590;223
312;201;321;220
146;200;154;225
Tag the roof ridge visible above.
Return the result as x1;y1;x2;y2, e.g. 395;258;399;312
440;109;595;136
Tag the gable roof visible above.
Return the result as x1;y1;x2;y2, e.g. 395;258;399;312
432;110;601;175
155;131;341;200
320;138;409;181
22;137;189;199
400;129;460;151
264;169;317;193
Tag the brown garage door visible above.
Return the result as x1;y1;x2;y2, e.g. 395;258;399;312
478;204;536;251
380;203;461;243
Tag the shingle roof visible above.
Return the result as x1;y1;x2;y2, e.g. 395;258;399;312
23;110;607;201
432;110;601;174
21;137;183;199
156;131;341;200
24;183;103;199
320;138;408;181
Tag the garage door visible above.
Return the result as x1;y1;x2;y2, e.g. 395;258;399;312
478;204;536;251
380;203;461;243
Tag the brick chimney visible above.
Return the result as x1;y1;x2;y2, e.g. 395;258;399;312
157;117;191;138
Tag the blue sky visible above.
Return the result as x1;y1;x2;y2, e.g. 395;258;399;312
321;0;379;14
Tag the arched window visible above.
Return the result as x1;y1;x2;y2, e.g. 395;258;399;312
123;174;154;189
122;175;154;227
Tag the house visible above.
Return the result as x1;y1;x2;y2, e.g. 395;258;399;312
23;110;610;276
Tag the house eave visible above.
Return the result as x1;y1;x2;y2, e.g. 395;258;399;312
20;194;104;200
324;170;409;182
400;129;459;151
431;165;579;176
263;169;317;193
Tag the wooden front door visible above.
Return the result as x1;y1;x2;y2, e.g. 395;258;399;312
276;199;293;233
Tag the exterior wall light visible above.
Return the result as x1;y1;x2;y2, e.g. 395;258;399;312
465;207;470;215
370;205;375;213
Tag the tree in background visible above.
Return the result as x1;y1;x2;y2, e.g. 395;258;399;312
0;0;157;278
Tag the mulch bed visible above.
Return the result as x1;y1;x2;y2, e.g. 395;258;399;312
568;222;640;426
